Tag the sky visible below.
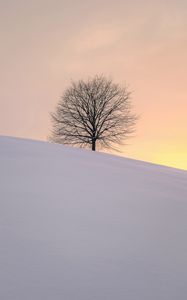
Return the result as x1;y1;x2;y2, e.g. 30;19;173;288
0;0;187;170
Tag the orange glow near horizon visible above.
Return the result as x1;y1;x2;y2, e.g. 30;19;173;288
122;142;187;170
0;1;186;170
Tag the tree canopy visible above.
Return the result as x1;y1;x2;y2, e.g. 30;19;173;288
50;76;137;151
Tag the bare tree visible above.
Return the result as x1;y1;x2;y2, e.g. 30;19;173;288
50;75;137;151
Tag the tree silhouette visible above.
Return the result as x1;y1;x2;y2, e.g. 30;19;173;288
50;76;137;151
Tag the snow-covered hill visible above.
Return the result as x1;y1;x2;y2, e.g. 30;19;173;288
0;136;187;300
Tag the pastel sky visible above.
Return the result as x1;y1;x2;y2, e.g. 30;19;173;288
0;0;187;169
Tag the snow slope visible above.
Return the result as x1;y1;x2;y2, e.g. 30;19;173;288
0;136;187;300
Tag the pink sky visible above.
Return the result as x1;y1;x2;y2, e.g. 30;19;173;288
0;0;187;169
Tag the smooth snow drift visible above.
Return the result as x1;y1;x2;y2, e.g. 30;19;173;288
0;136;187;300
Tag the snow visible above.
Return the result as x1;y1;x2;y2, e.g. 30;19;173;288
0;135;187;300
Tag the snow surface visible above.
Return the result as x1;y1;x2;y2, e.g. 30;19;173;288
0;136;187;300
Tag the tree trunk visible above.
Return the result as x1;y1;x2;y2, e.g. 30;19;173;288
92;139;96;151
